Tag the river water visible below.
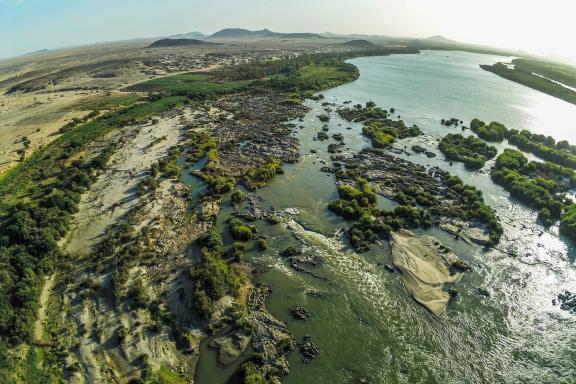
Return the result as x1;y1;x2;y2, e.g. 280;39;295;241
194;50;576;384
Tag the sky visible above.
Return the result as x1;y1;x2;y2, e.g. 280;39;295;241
1;0;575;62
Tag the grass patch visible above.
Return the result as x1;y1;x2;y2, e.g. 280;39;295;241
80;94;142;110
299;64;352;82
155;366;188;384
126;72;252;95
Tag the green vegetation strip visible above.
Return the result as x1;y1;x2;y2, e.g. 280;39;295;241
469;118;576;169
481;59;576;106
80;94;143;111
491;149;576;227
127;72;253;95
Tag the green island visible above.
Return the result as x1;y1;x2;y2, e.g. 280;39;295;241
438;133;498;169
491;149;576;226
469;119;509;142
465;114;576;239
481;58;576;106
469;118;576;169
337;103;421;147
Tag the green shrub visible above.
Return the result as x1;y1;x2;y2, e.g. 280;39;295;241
228;218;255;241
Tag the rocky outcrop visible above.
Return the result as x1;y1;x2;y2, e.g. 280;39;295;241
247;285;294;377
439;218;490;245
298;335;319;363
210;331;251;365
555;291;576;314
290;305;310;320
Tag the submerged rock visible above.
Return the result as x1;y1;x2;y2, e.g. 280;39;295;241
305;289;328;299
390;229;464;316
475;287;490;298
412;145;426;154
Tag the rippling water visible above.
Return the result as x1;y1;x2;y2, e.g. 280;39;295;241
195;51;576;384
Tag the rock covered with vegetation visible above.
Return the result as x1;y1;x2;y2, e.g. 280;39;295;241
491;148;576;226
439;133;498;169
469;119;509;142
469;118;576;170
329;150;502;250
338;102;421;148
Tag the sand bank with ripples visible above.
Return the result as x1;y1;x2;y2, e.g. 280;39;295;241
390;229;463;315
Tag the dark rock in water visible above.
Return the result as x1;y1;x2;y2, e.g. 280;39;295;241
290;256;327;281
290;305;310;320
332;133;344;141
412;145;426;154
310;149;318;154
291;253;323;267
298;335;319;363
425;151;436;158
328;143;341;153
475;287;490;297
305;289;328;298
557;290;576;314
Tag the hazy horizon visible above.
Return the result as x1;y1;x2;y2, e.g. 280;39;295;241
1;0;576;62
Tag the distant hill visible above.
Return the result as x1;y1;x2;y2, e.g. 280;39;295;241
422;35;458;45
209;28;326;40
169;32;206;39
340;40;377;49
282;33;326;39
148;38;215;48
210;28;280;39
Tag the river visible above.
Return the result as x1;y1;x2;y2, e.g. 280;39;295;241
193;50;576;384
